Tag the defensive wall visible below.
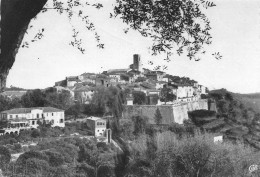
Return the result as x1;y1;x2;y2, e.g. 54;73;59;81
123;99;208;124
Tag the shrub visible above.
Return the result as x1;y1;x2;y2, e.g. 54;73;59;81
16;150;49;172
25;158;50;176
131;115;148;136
31;129;41;138
0;146;11;170
43;151;65;167
126;132;260;177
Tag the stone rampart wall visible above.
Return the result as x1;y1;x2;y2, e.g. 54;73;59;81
123;99;208;124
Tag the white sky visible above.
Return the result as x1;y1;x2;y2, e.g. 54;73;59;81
7;0;260;93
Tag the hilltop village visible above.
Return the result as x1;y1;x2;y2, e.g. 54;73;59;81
55;54;208;105
0;54;211;136
2;55;260;177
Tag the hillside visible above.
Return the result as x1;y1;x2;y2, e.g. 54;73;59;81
234;92;260;113
189;89;260;149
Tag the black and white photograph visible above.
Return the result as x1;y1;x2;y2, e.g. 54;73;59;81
1;0;260;176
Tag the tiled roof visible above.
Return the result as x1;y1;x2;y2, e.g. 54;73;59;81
87;116;105;121
66;76;79;81
107;69;129;74
1;107;64;114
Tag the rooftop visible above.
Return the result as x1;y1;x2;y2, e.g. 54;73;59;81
86;116;105;121
107;69;129;75
1;107;64;114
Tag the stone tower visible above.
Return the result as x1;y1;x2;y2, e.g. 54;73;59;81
133;54;141;71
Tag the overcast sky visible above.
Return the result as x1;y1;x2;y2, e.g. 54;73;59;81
6;0;260;93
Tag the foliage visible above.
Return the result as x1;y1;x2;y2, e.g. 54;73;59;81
131;115;148;136
91;86;125;134
119;119;135;140
0;95;22;112
126;132;260;177
25;158;50;177
132;91;146;105
154;108;163;125
0;146;11;170
21;89;46;107
16;150;49;173
43;150;65;167
160;87;176;103
31;129;41;138
21;88;73;109
114;0;217;61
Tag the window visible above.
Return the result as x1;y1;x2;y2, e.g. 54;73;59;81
10;115;13;119
52;113;54;116
16;115;18;118
32;121;35;125
60;119;64;123
37;114;39;118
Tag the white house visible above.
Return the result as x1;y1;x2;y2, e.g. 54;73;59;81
0;107;65;135
86;117;106;137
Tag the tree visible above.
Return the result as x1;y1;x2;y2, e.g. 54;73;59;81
25;158;50;176
78;140;116;177
154;108;163;125
131;115;148;136
132;91;146;105
21;89;46;107
43;151;65;167
16;150;49;173
91;86;125;134
31;129;41;138
160;87;176;104
0;146;11;170
1;0;216;91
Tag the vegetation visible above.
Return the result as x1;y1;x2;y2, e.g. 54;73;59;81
188;89;260;149
125;132;260;177
154;108;163;125
160;87;176;104
132;91;146;105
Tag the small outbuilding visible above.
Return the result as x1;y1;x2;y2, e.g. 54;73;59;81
86;117;106;137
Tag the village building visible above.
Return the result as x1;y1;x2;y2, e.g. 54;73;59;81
145;70;166;81
78;72;96;84
0;107;65;135
74;86;95;104
54;79;67;87
66;76;80;87
156;81;167;89
86;117;107;137
95;74;111;87
198;85;207;95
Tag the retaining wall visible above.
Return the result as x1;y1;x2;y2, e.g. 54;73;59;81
123;99;208;124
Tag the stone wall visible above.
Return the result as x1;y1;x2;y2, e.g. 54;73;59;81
123;99;208;124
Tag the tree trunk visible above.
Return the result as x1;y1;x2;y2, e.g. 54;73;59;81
0;0;48;92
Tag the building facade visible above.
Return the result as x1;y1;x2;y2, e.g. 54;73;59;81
0;107;65;135
86;117;106;137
